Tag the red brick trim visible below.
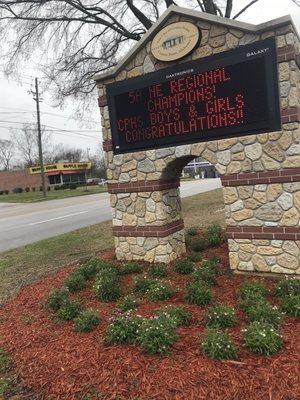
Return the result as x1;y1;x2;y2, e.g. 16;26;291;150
277;45;298;63
108;179;180;194
221;167;300;187
98;95;107;107
226;225;300;241
103;139;113;152
112;219;184;237
281;107;300;124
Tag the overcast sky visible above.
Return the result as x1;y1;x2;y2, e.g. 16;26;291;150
0;0;299;157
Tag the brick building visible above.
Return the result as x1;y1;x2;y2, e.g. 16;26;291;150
0;169;42;193
0;162;91;193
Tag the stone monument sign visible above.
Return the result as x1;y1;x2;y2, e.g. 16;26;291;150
95;6;300;276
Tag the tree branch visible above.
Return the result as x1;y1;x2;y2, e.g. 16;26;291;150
225;0;233;18
233;0;260;19
126;0;152;29
165;0;176;6
202;0;217;14
196;1;205;12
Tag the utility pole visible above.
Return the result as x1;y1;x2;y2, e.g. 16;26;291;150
33;78;46;198
85;147;91;191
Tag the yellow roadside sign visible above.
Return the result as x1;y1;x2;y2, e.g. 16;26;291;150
28;162;92;174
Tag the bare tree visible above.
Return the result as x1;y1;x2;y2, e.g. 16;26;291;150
0;139;15;170
90;145;106;179
51;145;84;163
0;0;294;110
10;123;53;167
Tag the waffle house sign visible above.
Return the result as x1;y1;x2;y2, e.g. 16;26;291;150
28;162;92;174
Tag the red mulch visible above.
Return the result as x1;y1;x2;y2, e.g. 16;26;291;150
0;245;299;400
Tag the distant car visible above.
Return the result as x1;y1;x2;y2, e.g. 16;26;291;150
98;179;107;186
87;178;100;185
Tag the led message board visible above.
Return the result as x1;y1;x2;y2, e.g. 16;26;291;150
107;37;281;154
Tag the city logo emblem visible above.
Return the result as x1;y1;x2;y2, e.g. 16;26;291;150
151;22;201;62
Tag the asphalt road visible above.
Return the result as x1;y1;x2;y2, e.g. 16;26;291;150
0;179;221;252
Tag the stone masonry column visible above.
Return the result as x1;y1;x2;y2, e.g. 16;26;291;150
108;180;185;263
96;8;300;274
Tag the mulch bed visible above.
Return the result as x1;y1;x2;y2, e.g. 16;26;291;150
0;244;299;400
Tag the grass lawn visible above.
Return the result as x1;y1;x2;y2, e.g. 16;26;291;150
0;185;107;203
0;189;224;304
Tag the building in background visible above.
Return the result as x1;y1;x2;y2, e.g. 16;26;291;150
0;162;91;193
182;157;218;179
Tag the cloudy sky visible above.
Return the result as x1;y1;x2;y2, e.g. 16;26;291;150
0;0;299;157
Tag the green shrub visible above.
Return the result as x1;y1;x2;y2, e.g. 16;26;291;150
239;281;268;300
246;302;282;326
13;187;23;193
0;379;9;396
25;187;30;192
239;293;267;313
206;223;223;247
134;276;156;294
157;305;191;327
138;316;178;355
201;329;237;360
146;281;177;301
202;257;219;271
57;299;82;321
64;271;86;293
185;235;192;248
191;238;208;253
77;260;101;280
173;259;194;275
275;278;300;297
193;259;219;285
118;262;143;275
281;294;300;317
187;252;201;263
0;349;10;373
185;281;212;305
75;309;100;332
206;304;236;328
46;288;69;312
105;311;143;344
186;227;198;236
93;268;121;302
150;264;168;278
244;321;283;356
119;295;139;312
97;261;117;271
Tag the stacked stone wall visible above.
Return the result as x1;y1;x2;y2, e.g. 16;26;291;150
96;11;300;275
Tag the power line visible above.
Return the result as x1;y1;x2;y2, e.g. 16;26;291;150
0;106;99;124
0;126;99;141
0;124;100;141
0;119;100;135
